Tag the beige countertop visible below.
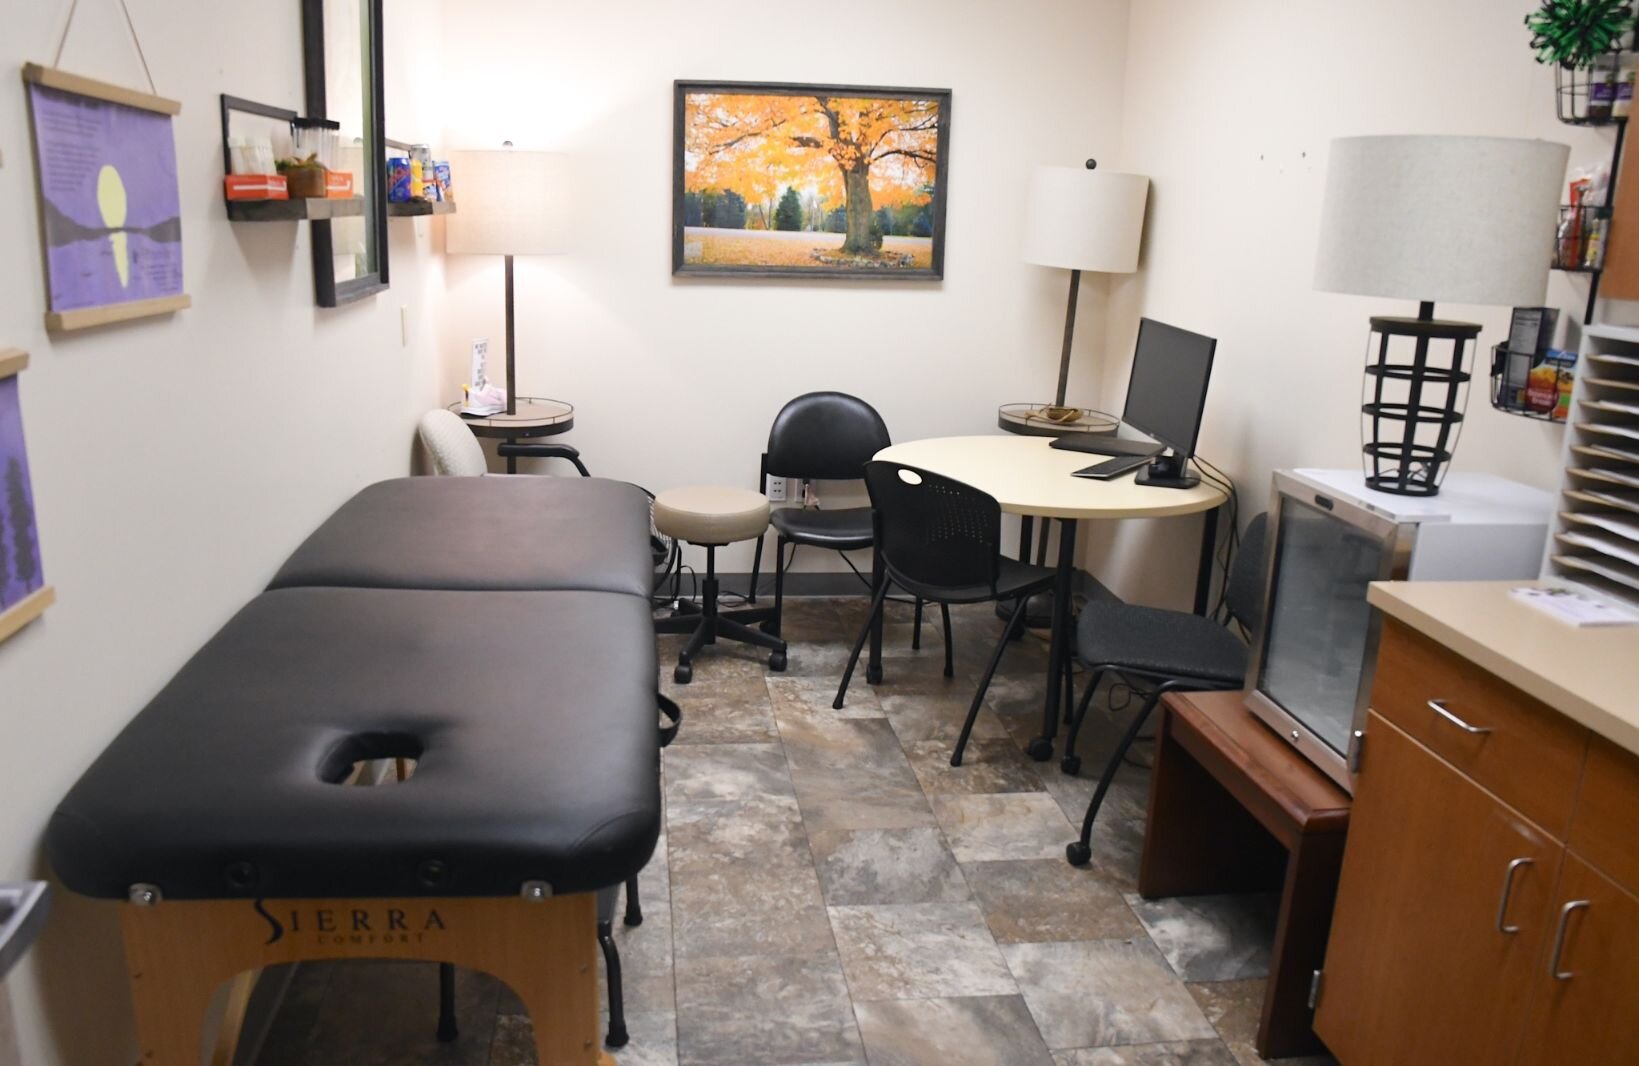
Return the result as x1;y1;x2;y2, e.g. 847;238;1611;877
1368;580;1639;755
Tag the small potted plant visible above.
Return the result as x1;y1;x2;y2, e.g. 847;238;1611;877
1525;0;1636;122
276;153;327;199
1527;0;1634;67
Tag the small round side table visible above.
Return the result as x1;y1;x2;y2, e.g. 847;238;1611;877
996;402;1119;438
450;397;575;473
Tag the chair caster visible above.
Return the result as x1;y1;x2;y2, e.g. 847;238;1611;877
1060;755;1081;776
1065;841;1091;867
1026;737;1054;762
605;1024;630;1049
673;662;693;684
769;650;787;672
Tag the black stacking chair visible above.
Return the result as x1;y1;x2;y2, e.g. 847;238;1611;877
747;391;948;660
833;462;1058;766
1064;513;1269;867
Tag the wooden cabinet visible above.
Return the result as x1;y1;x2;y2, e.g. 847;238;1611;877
1371;621;1586;837
1313;619;1639;1065
1314;714;1561;1065
1516;855;1639;1065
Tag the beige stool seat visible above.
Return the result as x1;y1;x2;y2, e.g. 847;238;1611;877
652;486;785;684
653;486;771;546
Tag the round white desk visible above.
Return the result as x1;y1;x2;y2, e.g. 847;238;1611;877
872;435;1228;761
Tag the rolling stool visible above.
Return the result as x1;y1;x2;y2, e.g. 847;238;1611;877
654;486;788;682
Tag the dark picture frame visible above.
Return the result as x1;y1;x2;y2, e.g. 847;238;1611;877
301;0;388;307
673;80;951;280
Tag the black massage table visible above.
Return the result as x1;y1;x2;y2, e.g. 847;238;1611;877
269;475;656;598
47;477;663;1066
269;475;666;1047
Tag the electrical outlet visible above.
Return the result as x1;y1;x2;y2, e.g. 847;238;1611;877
765;475;787;502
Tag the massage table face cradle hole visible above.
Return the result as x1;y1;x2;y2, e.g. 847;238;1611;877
319;732;427;785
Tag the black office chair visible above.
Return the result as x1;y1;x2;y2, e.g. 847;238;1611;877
833;462;1058;766
1063;513;1269;867
747;392;949;665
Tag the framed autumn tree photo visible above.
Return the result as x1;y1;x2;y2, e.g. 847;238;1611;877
673;80;951;279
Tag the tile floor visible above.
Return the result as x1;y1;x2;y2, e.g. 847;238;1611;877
256;597;1336;1066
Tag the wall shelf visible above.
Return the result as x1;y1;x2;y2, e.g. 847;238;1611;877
387;200;455;218
226;197;365;222
1551;51;1631;322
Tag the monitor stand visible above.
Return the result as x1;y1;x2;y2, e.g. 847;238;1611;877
1136;453;1200;490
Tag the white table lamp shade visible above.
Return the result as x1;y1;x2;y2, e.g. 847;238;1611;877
1314;135;1570;307
445;149;566;256
1023;166;1149;273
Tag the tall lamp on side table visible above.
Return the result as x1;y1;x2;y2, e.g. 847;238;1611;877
1313;135;1568;496
1009;159;1150;434
446;144;567;417
999;160;1149;628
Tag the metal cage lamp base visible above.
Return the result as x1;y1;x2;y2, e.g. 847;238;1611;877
1360;302;1478;497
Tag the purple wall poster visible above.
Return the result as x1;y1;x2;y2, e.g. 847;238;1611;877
0;373;45;617
27;80;183;315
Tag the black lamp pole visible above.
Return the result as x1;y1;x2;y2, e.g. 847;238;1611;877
504;252;516;415
1054;268;1081;408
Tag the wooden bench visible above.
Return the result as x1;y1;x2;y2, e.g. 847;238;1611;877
1139;689;1351;1059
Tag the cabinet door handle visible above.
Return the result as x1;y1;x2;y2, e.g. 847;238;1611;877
1428;699;1492;735
1495;858;1534;934
1549;900;1591;980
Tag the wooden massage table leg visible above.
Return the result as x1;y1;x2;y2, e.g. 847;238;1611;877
120;892;612;1066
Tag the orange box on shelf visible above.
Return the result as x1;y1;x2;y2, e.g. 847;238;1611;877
224;174;289;201
324;171;354;198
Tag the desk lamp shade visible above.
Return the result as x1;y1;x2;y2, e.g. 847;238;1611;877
1021;163;1149;416
446;148;567;416
1313;135;1569;496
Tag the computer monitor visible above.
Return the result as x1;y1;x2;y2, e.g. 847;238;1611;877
1121;318;1216;488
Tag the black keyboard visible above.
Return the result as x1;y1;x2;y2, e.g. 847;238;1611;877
1072;455;1150;480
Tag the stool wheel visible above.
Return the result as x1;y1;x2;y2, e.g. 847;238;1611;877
1065;841;1092;867
1059;755;1081;776
1026;737;1054;762
673;662;693;684
769;650;787;672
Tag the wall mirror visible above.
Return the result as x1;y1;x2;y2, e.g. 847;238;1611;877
301;0;387;306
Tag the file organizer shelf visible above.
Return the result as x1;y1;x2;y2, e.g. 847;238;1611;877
1550;323;1639;607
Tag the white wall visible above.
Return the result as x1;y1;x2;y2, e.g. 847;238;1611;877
1090;0;1613;608
0;1;1595;1059
0;2;446;1062
435;0;1133;574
